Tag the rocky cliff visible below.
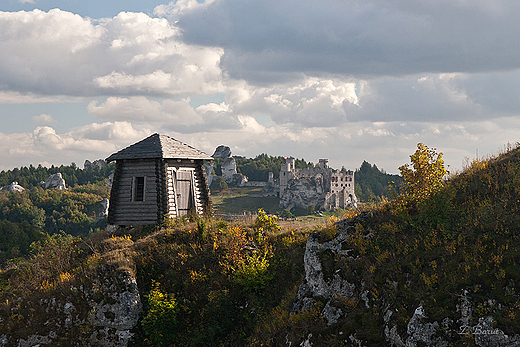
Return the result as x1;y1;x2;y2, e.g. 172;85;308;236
286;145;520;346
0;264;141;347
0;232;141;347
291;213;520;346
279;176;324;211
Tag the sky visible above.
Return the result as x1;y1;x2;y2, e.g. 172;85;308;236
1;0;520;174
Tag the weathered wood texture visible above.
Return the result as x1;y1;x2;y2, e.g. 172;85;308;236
107;137;213;226
107;161;122;225
195;162;212;215
164;160;212;218
109;159;159;225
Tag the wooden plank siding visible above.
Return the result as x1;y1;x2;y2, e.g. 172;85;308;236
109;159;159;225
164;160;212;218
108;158;212;226
106;134;214;226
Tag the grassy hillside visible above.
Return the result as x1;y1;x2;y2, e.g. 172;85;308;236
211;186;280;214
0;210;331;345
274;145;520;345
4;144;520;345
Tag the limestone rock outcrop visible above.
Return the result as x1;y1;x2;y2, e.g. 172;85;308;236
207;145;248;186
0;265;141;346
96;199;110;219
0;181;25;193
41;173;66;190
84;159;107;171
204;163;214;186
279;157;356;211
292;215;520;347
106;173;114;188
222;157;238;183
280;177;324;211
212;145;232;159
87;266;142;346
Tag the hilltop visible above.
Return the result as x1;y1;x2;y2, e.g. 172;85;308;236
6;144;520;345
282;144;520;346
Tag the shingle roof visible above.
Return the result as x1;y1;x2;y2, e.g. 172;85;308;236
106;133;213;162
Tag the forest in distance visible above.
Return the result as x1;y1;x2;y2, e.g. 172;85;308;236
0;155;398;265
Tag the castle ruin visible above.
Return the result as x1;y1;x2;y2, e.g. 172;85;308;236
279;157;357;211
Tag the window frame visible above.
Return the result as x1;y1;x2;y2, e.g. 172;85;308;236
132;176;146;202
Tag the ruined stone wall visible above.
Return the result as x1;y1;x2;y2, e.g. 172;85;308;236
279;157;357;211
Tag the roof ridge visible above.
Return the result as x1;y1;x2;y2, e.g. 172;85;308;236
156;133;165;158
106;133;213;162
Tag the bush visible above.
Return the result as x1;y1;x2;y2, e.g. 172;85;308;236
253;208;280;232
142;282;179;347
232;250;273;292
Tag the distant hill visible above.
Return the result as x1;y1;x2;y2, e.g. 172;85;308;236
212;154;314;181
354;160;402;202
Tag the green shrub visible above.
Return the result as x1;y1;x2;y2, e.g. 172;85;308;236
233;250;273;292
142;282;179;347
254;208;280;232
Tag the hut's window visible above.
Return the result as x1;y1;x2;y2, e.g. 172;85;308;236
133;176;145;202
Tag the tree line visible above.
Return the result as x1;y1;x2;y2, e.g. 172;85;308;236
0;162;115;190
0;162;113;264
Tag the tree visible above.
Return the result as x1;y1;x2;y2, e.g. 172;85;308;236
211;176;228;191
398;143;447;203
354;160;401;202
142;282;179;347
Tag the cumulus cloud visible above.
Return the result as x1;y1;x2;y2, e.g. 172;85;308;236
88;96;204;126
0;9;224;97
85;70;520;133
0;122;154;170
0;91;71;104
3;3;520;175
165;116;514;174
33;114;55;123
154;0;213;19
224;77;359;127
32;122;153;153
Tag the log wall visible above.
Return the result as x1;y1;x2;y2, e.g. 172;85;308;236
109;159;159;225
108;158;213;226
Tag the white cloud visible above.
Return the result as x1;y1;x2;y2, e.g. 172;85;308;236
94;70;174;93
88;97;164;121
87;96;204;126
237;116;265;134
0;132;36;158
229;77;359;127
3;4;520;176
154;0;214;19
0;122;154;170
32;114;56;123
33;126;69;150
0;9;224;98
0;91;72;104
0;113;518;175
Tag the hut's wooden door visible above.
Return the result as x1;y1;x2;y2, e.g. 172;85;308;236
175;169;196;216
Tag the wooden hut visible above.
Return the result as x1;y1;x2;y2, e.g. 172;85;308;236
106;133;213;225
